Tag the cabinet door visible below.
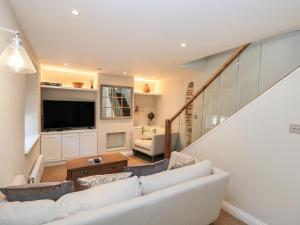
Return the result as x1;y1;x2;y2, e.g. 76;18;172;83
41;134;61;162
80;132;98;156
62;133;80;159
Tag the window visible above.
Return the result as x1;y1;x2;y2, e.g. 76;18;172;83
24;73;40;154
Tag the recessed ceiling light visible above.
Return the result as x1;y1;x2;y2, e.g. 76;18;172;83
64;63;68;66
180;43;187;48
71;10;80;16
123;72;127;75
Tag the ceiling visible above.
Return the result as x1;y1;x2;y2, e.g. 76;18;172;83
9;0;300;79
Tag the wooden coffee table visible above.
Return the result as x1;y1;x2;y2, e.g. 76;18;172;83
66;153;128;190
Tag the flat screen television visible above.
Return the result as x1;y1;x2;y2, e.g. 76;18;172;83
42;100;95;131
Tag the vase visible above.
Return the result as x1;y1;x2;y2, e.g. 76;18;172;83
143;84;150;93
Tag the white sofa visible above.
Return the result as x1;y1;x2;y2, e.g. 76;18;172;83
0;158;229;225
132;126;178;160
44;168;229;225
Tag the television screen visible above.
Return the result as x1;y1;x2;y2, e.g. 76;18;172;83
43;100;95;130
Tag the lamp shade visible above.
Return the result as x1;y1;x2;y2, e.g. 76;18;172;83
0;35;36;74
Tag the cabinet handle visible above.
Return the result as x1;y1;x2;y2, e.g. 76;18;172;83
83;170;90;175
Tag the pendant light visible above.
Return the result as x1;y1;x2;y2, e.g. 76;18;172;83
0;27;36;74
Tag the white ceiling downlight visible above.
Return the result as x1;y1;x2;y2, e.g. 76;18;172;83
71;9;79;16
180;43;187;48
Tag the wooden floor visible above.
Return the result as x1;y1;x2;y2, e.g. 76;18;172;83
42;155;246;225
213;211;247;225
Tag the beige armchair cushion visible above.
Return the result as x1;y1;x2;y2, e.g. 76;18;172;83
134;140;152;150
141;126;156;140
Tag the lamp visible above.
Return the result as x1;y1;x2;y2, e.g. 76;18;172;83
0;26;36;74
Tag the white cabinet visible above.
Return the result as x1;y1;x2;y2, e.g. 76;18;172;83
41;130;98;163
41;134;61;162
80;132;98;156
62;133;80;159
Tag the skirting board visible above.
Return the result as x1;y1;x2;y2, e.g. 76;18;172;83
222;201;267;225
120;150;134;157
44;161;66;167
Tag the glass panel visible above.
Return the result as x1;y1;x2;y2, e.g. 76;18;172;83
101;85;132;119
170;115;182;151
236;42;261;110
121;107;131;117
102;87;109;97
218;59;239;120
205;49;235;75
202;78;220;134
102;107;114;118
112;107;122;117
259;31;300;93
192;92;204;142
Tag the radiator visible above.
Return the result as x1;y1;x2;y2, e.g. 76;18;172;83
29;154;44;184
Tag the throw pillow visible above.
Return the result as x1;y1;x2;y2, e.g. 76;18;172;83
139;160;212;195
77;172;132;189
142;126;156;140
168;158;196;170
167;151;199;170
0;181;74;202
57;176;141;215
123;159;169;176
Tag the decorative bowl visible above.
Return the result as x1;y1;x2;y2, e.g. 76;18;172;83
72;82;84;88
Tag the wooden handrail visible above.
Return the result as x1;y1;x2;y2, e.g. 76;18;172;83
170;43;250;123
164;43;251;158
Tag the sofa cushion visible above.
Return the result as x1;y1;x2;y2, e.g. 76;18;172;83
77;172;132;189
134;139;152;150
0;199;64;225
57;176;141;215
139;160;212;195
0;181;74;202
124;159;169;176
167;151;199;170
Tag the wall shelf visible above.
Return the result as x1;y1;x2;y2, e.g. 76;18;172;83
41;85;98;92
134;91;161;96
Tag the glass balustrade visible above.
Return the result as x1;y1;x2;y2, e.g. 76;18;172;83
169;30;300;152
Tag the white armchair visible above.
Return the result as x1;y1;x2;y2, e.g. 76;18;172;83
132;126;178;161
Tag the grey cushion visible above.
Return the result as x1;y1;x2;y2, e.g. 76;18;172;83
124;159;169;177
0;181;74;202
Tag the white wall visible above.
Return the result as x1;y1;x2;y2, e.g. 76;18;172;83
134;94;157;126
156;74;194;127
185;67;300;225
97;74;134;154
0;0;40;185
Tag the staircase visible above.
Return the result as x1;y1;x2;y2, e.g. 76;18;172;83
164;30;300;158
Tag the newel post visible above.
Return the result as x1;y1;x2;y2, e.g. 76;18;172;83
164;119;172;158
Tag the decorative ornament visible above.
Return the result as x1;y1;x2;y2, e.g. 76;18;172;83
143;84;150;93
